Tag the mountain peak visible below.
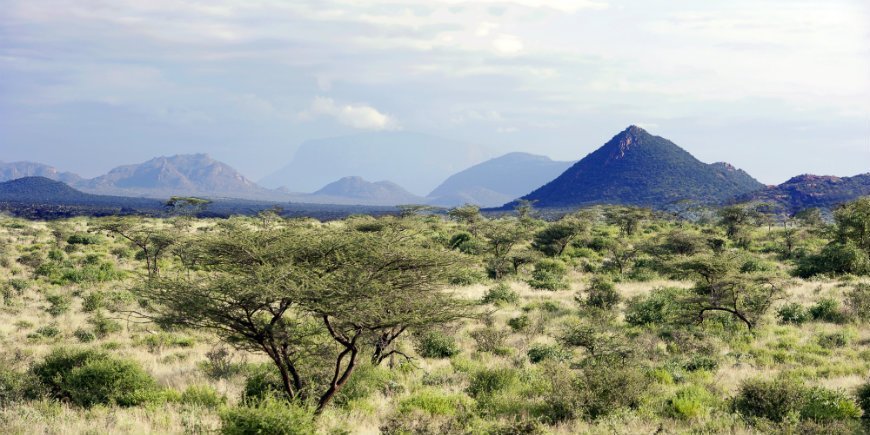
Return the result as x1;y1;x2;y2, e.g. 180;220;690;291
604;125;653;160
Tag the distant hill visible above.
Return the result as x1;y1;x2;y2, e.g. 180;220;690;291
76;154;281;200
736;173;870;214
0;161;82;184
260;132;492;195
0;176;95;202
427;152;574;207
509;126;764;209
285;176;424;206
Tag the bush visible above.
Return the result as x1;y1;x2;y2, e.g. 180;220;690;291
0;368;41;405
416;331;459;359
470;328;508;353
220;397;315;435
242;364;285;402
467;368;518;398
846;283;870;321
800;386;861;422
668;385;716;420
334;364;395;407
181;384;226;408
777;303;810;325
89;311;122;337
67;233;102;245
579;276;620;310
796;242;870;278
33;324;61;339
809;298;848;323
624;287;687;327
527;344;570;364
527;259;568;291
73;328;96;343
32;347;158;407
45;293;72;317
856;381;870;418
480;282;519;305
816;330;855;349
507;315;530;332
733;377;805;422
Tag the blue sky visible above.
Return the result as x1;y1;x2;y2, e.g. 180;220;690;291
1;0;868;184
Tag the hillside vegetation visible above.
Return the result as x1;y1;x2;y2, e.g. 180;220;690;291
1;199;870;434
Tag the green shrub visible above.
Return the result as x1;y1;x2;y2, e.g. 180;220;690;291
242;364;285;402
809;298;848;323
800;386;861;422
67;233;102;245
73;328;96;343
181;384;226;408
467;368;518;398
683;354;719;372
480;282;519;305
135;332;196;353
527;259;568;291
816;330;855;349
416;331;459;359
0;368;41;405
220;397;315;435
507;315;530;332
579;275;620;310
624;287;686;327
45;293;72;317
777;303;810;325
32;347;158;407
733;377;805;422
668;385;716;420
855;381;870;418
796;242;870;278
527;344;570;364
89;311;122;337
334;364;394;407
34;324;61;338
846;283;870;321
470;327;508;353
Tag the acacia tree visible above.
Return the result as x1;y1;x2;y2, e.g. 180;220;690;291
532;217;589;257
95;217;176;278
139;223;470;413
677;253;783;329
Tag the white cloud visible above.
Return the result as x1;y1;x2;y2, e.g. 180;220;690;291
300;97;398;130
492;34;524;54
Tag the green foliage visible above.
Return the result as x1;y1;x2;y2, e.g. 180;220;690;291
527;259;568;290
416;331;459;359
855;381;870;418
809;298;848;323
467;368;518;399
470;327;508;353
180;384;226;408
398;389;474;416
480;282;519;305
624;287;688;327
578;275;620;310
507;315;530;332
242;364;285;402
73;328;96;343
31;347;158;407
846;283;870;321
667;385;716;420
333;364;394;407
220;397;315;435
527;344;570;363
734;377;861;423
777;303;810;325
66;233;102;245
89;311;122;337
797;242;870;277
45;292;72;316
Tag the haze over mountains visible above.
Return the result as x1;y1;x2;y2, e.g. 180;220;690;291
260;131;492;195
2;126;868;213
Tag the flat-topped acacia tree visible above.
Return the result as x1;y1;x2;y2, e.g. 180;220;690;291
140;222;471;413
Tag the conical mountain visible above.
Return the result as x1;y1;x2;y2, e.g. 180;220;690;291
512;126;764;208
310;176;423;205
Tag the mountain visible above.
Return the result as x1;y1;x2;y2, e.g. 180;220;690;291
427;152;574;207
508;125;764;209
76;154;280;200
0;161;82;184
299;176;424;206
260;132;492;195
737;173;870;214
0;177;96;202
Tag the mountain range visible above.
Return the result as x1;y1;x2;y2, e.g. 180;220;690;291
2;127;867;213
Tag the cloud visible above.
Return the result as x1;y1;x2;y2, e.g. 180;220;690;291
492;34;524;54
300;97;398;130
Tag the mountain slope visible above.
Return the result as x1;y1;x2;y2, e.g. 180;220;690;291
0;161;82;184
300;176;423;206
427;152;574;207
77;154;279;200
260;132;492;195
737;173;870;214
511;126;764;209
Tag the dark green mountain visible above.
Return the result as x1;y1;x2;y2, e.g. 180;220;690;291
510;126;764;209
427;152;574;207
737;173;870;214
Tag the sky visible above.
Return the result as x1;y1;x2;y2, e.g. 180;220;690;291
1;0;868;184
